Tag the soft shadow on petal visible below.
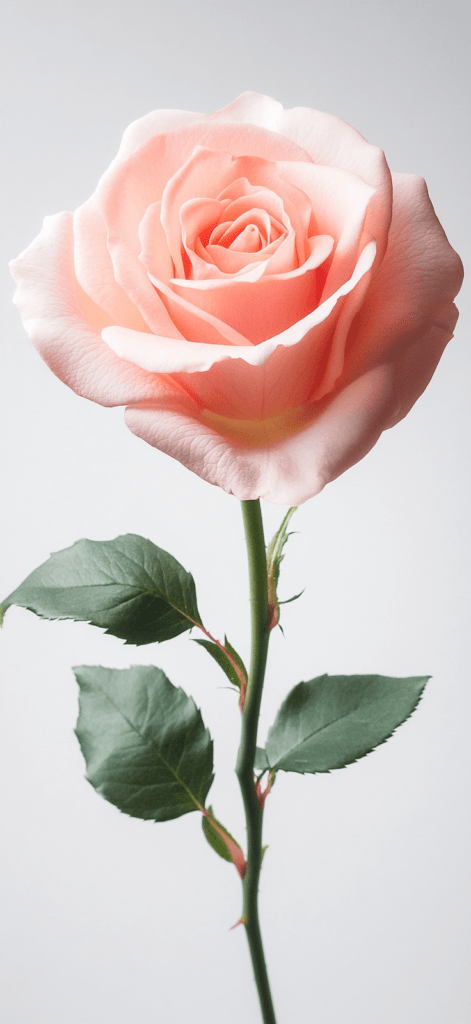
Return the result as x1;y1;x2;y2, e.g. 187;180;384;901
344;173;464;381
124;364;397;504
138;201;175;284
278;161;377;298
160;146;313;278
102;241;374;373
170;234;334;342
210;92;393;263
74;199;151;331
9;212;181;407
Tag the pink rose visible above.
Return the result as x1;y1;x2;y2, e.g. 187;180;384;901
10;93;462;504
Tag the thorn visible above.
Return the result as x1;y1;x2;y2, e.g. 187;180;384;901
230;914;247;931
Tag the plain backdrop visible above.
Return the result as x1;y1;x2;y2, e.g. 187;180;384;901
1;2;469;1022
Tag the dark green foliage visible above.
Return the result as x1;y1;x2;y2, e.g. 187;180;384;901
193;635;247;690
1;535;202;644
202;806;242;864
74;665;214;821
254;747;270;770
257;674;429;774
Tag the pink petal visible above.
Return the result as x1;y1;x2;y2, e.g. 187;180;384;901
94;122;311;340
169;233;334;342
123;364;397;504
9;212;180;407
277;161;377;297
344;173;464;382
212;92;393;265
102;241;373;377
73;199;151;331
138;201;177;284
160;147;313;278
205;230;287;276
116;109;207;160
146;273;256;348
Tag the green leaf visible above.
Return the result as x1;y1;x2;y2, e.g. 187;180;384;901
193;635;247;690
254;747;270;770
74;665;214;821
1;535;202;645
263;674;430;773
202;806;244;867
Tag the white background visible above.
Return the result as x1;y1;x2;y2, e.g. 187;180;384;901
1;2;469;1022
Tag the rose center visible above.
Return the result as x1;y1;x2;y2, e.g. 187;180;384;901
228;224;262;253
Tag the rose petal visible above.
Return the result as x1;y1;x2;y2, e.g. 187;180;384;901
138;200;175;284
9;212;179;407
116;109;206;160
277;161;377;297
73;199;150;331
96;128;310;336
102;240;374;372
147;272;256;348
168;232;334;341
160;146;313;278
211;92;393;265
205;231;287;276
344;173;464;381
123;364;397;504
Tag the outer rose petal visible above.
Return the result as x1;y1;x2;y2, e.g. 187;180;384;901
73;199;151;331
124;365;397;504
344;173;464;380
9;212;181;407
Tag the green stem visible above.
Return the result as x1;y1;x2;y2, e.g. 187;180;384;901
236;500;277;1024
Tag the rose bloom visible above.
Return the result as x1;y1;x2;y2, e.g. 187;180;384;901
11;93;462;504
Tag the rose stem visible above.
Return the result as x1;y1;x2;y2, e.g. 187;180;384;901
236;500;277;1024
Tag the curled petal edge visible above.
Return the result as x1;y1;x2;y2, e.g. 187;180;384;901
103;241;376;374
124;362;396;504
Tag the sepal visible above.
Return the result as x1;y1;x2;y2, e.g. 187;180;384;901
266;507;299;631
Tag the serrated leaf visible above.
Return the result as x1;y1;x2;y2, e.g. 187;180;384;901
193;639;239;689
263;674;429;773
193;635;247;691
254;747;270;770
1;535;202;645
202;806;245;880
74;665;213;821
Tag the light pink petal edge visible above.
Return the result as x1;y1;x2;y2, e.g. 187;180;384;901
124;364;397;504
103;241;376;374
9;212;179;407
